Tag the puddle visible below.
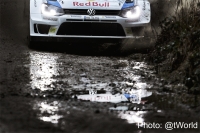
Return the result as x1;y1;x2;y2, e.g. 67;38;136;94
29;52;156;125
30;52;60;91
77;89;152;103
118;111;147;124
33;101;63;124
28;52;200;132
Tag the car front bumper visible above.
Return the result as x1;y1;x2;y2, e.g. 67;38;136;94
30;1;151;38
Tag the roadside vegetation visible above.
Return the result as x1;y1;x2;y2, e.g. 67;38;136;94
149;0;200;106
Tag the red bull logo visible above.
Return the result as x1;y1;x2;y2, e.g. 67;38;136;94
73;2;110;7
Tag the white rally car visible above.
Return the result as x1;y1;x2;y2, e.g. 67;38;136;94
30;0;151;44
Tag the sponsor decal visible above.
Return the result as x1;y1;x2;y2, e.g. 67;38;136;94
84;16;90;19
143;0;146;10
104;16;116;18
34;0;37;7
84;16;99;20
70;15;82;18
79;95;112;101
73;2;109;7
49;27;57;33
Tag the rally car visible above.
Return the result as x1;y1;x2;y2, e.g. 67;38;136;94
30;0;151;45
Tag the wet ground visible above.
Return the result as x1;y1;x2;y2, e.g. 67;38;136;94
0;0;200;133
0;38;200;133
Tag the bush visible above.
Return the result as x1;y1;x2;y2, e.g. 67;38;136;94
149;0;200;92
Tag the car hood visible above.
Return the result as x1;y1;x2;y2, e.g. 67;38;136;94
46;0;134;10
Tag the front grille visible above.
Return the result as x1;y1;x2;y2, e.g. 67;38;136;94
57;22;125;36
64;9;120;16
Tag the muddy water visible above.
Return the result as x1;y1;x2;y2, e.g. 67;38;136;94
3;49;196;133
28;52;153;109
0;42;200;132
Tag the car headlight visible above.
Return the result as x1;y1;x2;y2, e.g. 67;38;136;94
120;6;141;19
41;4;64;16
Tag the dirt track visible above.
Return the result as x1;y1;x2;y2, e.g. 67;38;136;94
0;0;200;133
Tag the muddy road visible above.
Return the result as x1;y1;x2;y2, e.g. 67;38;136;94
1;44;199;133
0;0;200;133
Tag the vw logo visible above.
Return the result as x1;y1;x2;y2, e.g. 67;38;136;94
87;9;96;16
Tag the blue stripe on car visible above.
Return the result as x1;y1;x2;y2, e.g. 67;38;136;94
47;0;62;8
121;2;134;9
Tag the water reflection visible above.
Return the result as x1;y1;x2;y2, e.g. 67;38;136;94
29;52;154;126
77;89;152;103
29;52;59;91
30;52;64;124
76;60;154;124
77;88;152;124
33;101;63;124
118;111;146;124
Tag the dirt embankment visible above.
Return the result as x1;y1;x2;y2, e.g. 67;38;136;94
148;0;200;106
